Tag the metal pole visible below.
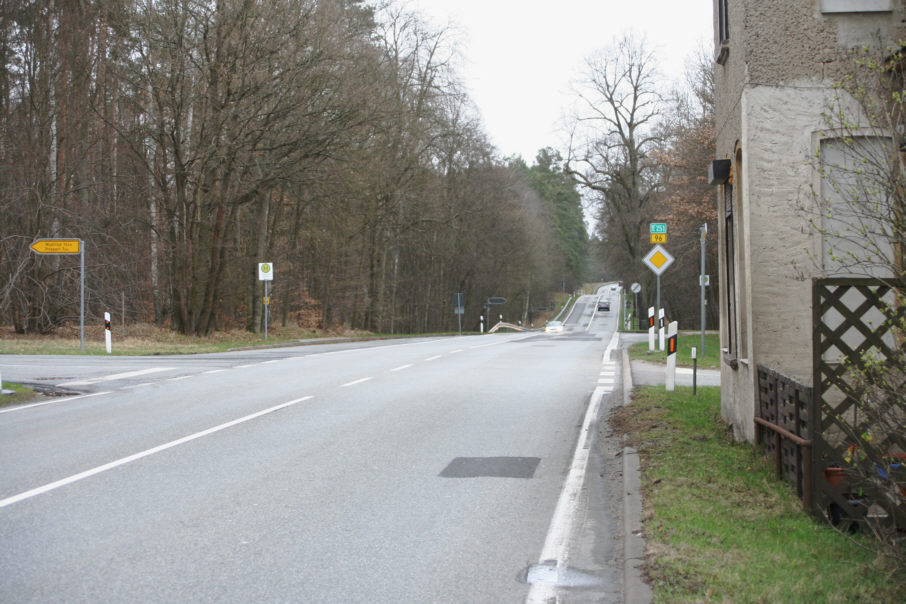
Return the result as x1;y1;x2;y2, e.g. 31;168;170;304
634;292;639;329
264;280;269;341
700;223;707;357
656;274;660;324
80;240;85;352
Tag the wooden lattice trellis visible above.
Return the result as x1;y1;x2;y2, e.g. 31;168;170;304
812;278;906;531
756;365;811;499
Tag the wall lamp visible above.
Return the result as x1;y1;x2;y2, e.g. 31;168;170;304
708;159;732;186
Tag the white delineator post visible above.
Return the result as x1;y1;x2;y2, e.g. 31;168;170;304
658;308;666;351
648;306;655;352
665;321;678;391
104;312;112;354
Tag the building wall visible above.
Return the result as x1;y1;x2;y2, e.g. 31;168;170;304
712;0;905;442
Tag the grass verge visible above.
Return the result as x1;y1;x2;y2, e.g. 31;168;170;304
0;382;38;407
611;385;903;603
0;324;453;356
630;332;721;369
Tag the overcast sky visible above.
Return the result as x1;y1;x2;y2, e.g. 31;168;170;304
405;1;714;162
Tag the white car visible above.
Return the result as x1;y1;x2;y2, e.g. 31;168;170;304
544;320;564;334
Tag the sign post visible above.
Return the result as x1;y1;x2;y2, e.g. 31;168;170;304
648;306;655;352
258;263;273;340
29;239;85;351
454;293;464;335
643;243;674;315
643;243;675;350
692;346;698;395
485;297;506;332
631;282;641;329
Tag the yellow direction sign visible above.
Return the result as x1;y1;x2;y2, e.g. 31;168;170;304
650;233;667;244
30;238;81;254
643;244;675;276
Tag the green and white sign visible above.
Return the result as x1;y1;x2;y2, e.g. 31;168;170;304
650;223;667;234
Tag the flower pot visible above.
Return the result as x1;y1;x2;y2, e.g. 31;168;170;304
824;466;846;487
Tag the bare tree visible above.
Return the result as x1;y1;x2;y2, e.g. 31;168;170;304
651;45;719;327
566;33;665;307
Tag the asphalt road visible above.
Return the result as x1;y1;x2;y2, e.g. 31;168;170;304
0;290;626;603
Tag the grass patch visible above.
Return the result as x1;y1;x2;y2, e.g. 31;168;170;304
0;323;386;356
630;332;721;369
611;386;903;602
0;382;39;407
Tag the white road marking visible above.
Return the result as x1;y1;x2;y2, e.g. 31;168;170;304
425;355;442;362
470;341;504;349
526;329;619;603
526;385;607;603
449;349;464;354
0;391;111;415
58;367;174;387
203;369;226;375
390;364;413;372
167;375;193;382
0;396;315;509
340;377;372;388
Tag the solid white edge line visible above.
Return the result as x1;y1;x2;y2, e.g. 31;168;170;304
0;395;314;509
525;386;606;603
0;391;112;415
525;330;619;603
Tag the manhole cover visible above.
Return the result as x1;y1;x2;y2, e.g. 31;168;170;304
521;562;604;587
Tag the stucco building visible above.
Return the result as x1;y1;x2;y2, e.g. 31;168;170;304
711;0;905;441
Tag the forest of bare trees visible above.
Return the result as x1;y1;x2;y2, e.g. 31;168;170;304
1;2;714;338
1;0;588;336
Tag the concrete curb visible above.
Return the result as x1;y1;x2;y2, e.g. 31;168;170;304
622;344;653;604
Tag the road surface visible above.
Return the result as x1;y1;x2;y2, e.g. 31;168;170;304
1;288;626;603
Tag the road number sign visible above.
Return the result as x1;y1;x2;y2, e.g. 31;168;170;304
30;239;81;254
650;233;667;244
650;223;667;234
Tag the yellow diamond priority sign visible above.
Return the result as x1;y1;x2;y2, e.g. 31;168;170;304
643;244;675;276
